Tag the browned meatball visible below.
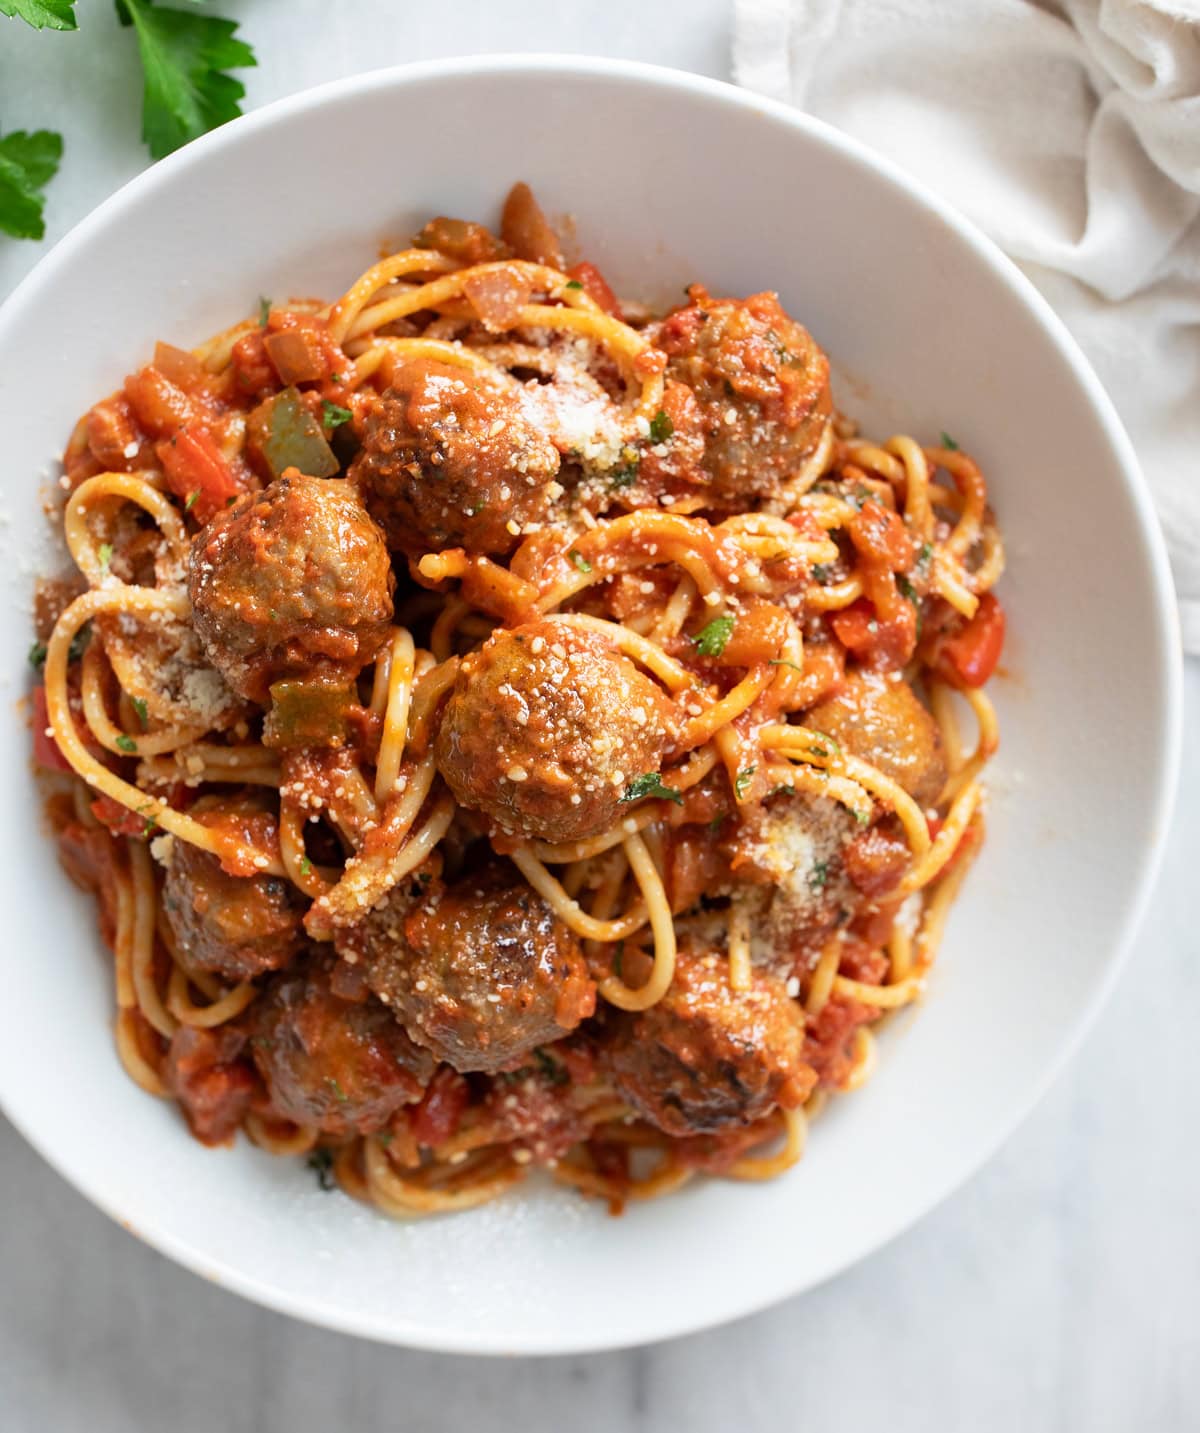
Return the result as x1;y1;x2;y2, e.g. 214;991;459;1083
651;285;832;509
252;956;434;1134
350;360;561;556
805;671;947;808
188;473;394;703
163;793;304;984
607;941;814;1136
336;866;595;1074
435;617;673;843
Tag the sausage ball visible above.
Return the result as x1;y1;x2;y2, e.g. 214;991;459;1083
350;360;562;556
435;617;673;844
336;865;595;1074
805;671;947;808
651;285;832;509
607;941;814;1136
252;956;433;1134
162;793;304;984
188;473;394;703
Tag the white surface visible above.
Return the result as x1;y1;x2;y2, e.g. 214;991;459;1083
0;0;1194;1422
733;0;1200;653
0;53;1179;1351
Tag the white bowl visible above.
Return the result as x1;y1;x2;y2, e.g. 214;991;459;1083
0;56;1181;1354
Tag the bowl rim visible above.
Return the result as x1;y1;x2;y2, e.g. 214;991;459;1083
0;52;1183;1355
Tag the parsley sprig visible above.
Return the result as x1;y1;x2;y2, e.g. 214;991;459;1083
691;614;735;658
621;772;684;806
0;128;63;240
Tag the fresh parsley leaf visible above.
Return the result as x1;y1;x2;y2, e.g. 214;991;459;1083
131;696;149;729
0;0;76;30
184;490;199;512
0;127;63;240
648;409;674;444
299;855;312;877
563;278;583;290
734;765;756;800
940;430;960;451
307;1147;335;1191
808;859;829;891
691;614;735;658
321;400;352;433
330;371;343;384
620;772;683;806
27;640;47;670
116;0;257;161
115;733;138;753
896;574;918;604
568;549;592;575
257;295;271;327
97;542;113;572
608;460;639;490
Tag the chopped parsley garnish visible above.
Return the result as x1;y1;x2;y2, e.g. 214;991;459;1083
27;640;47;670
940;430;960;451
768;658;803;672
808;860;829;892
0;126;63;241
321;399;353;433
116;0;257;160
648;409;674;444
299;855;312;877
137;804;159;838
854;808;872;827
97;542;113;572
307;1148;336;1191
131;696;148;729
563;278;583;290
330;372;343;384
621;772;684;806
812;564;835;584
184;490;199;513
896;574;919;604
568;549;592;575
708;810;728;833
916;540;933;571
608;460;639;490
258;295;271;327
533;1048;569;1085
734;765;756;800
115;733;138;753
691;614;735;657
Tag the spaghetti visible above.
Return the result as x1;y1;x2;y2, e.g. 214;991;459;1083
31;182;1005;1217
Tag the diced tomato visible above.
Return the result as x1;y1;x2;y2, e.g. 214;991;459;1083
411;1067;470;1148
566;260;623;319
156;425;244;523
829;599;878;654
85;397;145;470
230;330;278;399
90;795;149;838
31;685;70;771
787;508;826;541
935;592;1006;687
124;365;198;438
848;499;914;572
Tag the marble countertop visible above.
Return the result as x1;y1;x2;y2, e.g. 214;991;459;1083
2;4;1196;1429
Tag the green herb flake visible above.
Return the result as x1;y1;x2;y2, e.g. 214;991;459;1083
321;399;353;433
326;1077;349;1105
734;765;756;800
131;696;149;729
897;574;919;604
258;295;271;327
812;564;835;584
97;542;113;573
299;855;312;877
307;1147;336;1191
568;549;592;575
608;460;639;490
115;734;138;754
534;1048;570;1086
184;490;199;513
563;279;583;290
916;540;933;571
808;859;830;892
621;772;684;806
940;430;960;451
691;614;735;658
648;409;674;444
27;641;47;671
768;658;803;672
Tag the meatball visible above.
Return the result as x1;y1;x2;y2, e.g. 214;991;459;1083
163;1025;256;1146
335;865;595;1074
252;956;434;1134
350;360;561;556
163;793;304;983
651;285;832;509
805;671;947;808
607;941;814;1135
435;617;673;843
189;473;394;703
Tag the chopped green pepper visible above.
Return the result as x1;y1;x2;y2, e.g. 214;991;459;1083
263;677;357;749
248;386;339;481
